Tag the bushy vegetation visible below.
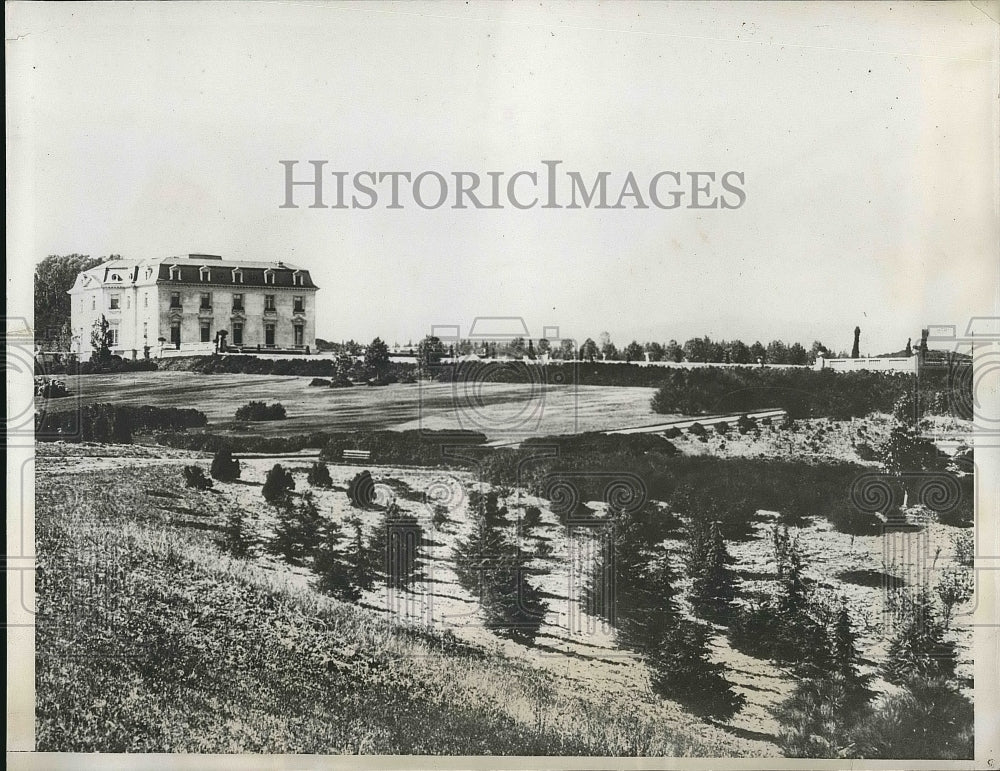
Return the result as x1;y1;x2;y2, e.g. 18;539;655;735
37;404;207;443
346;469;376;507
306;461;333;487
649;367;957;420
182;465;213;490
262;463;295;503
320;429;487;467
210;449;241;482
40;356;159;376
235;401;287;421
174;354;416;383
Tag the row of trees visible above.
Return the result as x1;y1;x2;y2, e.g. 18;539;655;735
346;333;845;367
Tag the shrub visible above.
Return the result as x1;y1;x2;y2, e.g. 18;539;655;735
182;465;213;490
737;414;757;434
235;401;287;421
935;567;973;629
262;463;295;503
522;505;543;530
346;469;376;508
715;420;729;436
36;403;207;443
210;449;241;482
688;422;707;438
851;677;973;759
882;586;957;685
309;378;331;387
306;461;333;488
953;531;973;568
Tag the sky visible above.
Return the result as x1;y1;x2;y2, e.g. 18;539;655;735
7;1;999;355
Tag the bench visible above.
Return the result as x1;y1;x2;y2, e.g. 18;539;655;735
343;449;371;462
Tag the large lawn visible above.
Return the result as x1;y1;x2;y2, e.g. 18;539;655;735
44;372;663;441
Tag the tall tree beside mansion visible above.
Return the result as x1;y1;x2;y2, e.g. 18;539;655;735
68;254;319;357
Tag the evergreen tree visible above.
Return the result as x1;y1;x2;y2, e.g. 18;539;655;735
312;516;361;601
687;520;738;622
368;503;424;589
343;516;376;593
269;491;324;564
221;511;257;559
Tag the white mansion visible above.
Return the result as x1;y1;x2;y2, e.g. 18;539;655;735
68;254;319;357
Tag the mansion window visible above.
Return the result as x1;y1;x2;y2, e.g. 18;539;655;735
107;327;119;347
170;322;181;347
264;269;276;285
200;320;211;343
169;265;181;281
144;292;149;308
232;293;244;311
293;272;304;287
170;291;182;309
91;297;96;311
264;294;276;311
294;324;304;348
293;295;304;313
109;294;120;310
232;322;243;346
199;266;211;282
200;292;212;310
264;323;276;347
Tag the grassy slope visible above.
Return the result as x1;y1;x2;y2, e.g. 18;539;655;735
35;465;762;755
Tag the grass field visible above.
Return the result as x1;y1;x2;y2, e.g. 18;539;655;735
43;372;663;442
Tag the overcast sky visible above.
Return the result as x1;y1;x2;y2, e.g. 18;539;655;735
7;1;998;354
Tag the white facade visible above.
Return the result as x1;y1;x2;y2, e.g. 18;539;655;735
68;254;320;358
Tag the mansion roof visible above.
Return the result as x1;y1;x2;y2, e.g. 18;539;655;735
71;254;319;291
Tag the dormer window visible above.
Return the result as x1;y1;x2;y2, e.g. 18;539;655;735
169;265;181;281
264;268;275;285
145;267;154;280
199;266;211;282
293;271;304;287
232;268;243;284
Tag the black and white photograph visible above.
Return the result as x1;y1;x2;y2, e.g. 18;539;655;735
6;1;1000;767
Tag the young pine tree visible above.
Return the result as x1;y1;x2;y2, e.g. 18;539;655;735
312;517;360;601
687;520;738;623
269;491;323;564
